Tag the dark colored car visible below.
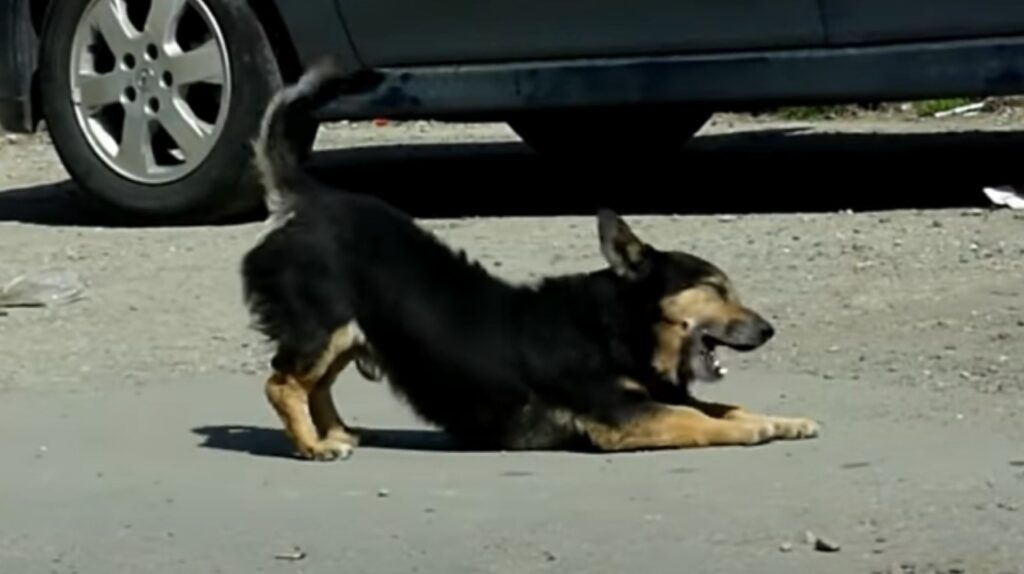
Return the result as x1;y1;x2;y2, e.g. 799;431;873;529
5;0;1024;221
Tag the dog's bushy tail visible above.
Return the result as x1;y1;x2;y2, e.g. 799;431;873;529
253;58;378;215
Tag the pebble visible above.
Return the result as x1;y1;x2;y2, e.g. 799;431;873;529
377;488;391;498
274;547;307;561
814;536;841;553
779;542;794;553
804;530;840;552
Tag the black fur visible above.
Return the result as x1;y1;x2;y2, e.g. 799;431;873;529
241;63;771;451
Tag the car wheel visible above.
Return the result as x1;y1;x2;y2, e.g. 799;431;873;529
39;0;287;222
508;108;713;156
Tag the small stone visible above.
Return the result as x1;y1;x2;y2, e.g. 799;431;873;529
931;220;944;228
779;542;794;553
718;215;739;222
542;550;557;562
274;547;307;561
813;536;841;553
377;488;390;498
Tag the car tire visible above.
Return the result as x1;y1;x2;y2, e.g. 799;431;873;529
508;108;713;156
39;0;287;222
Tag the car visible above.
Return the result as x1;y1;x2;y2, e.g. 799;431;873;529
4;0;1024;221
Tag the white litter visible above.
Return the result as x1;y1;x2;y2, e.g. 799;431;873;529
982;186;1024;210
934;102;987;118
0;268;86;308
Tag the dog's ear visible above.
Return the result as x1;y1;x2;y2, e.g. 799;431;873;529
598;209;652;279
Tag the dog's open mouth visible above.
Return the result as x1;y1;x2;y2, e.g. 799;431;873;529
692;334;728;382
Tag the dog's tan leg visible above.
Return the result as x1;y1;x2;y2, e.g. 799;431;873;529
264;325;360;461
685;397;819;441
309;351;360;450
582;404;780;451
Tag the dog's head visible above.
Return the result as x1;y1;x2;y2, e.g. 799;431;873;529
598;210;775;385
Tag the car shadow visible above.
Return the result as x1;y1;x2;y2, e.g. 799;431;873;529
2;127;1021;227
191;424;481;459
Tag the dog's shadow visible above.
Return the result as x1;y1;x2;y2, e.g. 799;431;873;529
191;424;480;458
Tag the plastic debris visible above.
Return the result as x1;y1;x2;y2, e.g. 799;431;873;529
274;547;306;561
934;102;986;118
982;186;1024;210
0;269;86;308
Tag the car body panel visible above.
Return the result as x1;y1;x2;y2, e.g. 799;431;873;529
823;0;1024;46
270;0;363;73
0;0;37;133
333;0;825;66
314;36;1024;121
6;0;1024;135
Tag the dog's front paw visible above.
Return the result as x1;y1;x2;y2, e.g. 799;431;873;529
299;438;355;461
735;419;777;446
770;417;820;440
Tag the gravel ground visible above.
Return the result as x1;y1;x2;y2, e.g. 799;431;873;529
1;116;1023;574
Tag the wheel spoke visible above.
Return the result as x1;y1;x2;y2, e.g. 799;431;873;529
117;109;153;174
74;72;125;111
89;0;136;54
161;99;209;158
166;40;225;86
145;0;188;43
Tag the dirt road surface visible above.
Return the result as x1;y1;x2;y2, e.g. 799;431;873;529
2;116;1023;574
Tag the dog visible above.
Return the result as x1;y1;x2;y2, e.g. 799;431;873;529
240;60;820;461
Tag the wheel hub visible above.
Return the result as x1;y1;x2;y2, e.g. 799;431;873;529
135;68;156;93
69;0;232;185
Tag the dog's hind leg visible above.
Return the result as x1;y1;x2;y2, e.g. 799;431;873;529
581;403;814;451
309;347;360;450
265;324;361;461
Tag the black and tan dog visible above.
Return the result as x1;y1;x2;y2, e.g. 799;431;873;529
240;62;819;461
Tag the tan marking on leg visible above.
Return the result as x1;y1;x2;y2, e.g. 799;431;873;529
582;404;776;451
264;324;363;461
685;397;820;441
309;350;359;452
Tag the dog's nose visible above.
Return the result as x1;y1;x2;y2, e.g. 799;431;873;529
724;315;775;350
